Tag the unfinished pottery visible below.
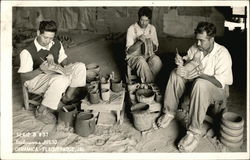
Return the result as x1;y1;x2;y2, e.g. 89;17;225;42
58;104;77;127
220;136;243;148
221;112;244;130
101;88;110;101
131;104;153;131
220;129;243;143
75;112;96;137
89;90;100;104
136;88;155;104
220;123;244;137
111;79;123;92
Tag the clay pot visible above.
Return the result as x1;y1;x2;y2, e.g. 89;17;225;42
58;104;77;127
221;112;244;130
127;82;140;92
86;70;99;82
220;129;243;143
111;79;123;92
101;88;110;101
75;112;96;137
100;82;110;90
86;63;100;74
220;136;243;148
220;123;244;137
131;103;153;131
136;88;155;104
89;90;100;104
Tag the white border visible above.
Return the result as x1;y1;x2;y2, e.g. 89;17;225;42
1;1;249;160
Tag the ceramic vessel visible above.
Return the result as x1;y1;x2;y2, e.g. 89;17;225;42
131;104;152;131
89;90;100;104
220;129;243;143
111;79;123;92
101;88;110;101
58;104;77;127
221;112;244;130
136;88;155;104
220;123;244;137
75;112;96;137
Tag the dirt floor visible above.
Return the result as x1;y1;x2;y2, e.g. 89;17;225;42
12;32;247;153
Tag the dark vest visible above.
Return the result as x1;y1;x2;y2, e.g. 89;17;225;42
26;39;61;70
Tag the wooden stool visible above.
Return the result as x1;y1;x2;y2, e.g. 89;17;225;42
22;84;43;110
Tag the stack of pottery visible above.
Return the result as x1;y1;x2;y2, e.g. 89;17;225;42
220;112;244;148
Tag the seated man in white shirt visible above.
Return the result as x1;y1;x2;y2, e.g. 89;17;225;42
156;22;233;152
18;20;87;124
126;7;162;83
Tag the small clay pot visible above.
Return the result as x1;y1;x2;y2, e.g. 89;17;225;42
136;88;155;104
75;112;96;137
101;88;110;101
100;82;110;90
221;112;244;130
58;104;77;127
89;90;100;104
111;79;123;92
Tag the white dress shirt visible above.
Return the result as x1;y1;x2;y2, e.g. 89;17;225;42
187;42;233;88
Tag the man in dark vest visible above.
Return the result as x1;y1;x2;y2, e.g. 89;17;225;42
18;20;87;124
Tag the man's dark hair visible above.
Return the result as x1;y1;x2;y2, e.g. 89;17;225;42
39;20;57;34
138;7;152;20
194;22;216;37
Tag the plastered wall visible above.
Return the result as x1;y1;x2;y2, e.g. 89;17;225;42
13;7;225;38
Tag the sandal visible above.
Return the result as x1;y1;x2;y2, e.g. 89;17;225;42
178;131;201;152
156;113;174;128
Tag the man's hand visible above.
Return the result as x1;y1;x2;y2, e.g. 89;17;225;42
40;61;65;75
175;53;184;66
138;34;146;43
176;66;188;78
186;63;204;79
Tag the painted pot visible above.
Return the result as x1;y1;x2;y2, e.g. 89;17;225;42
75;112;96;137
101;88;110;101
131;103;153;131
221;112;244;130
58;104;77;127
89;90;100;104
111;79;123;92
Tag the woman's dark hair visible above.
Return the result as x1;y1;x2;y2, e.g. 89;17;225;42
194;21;216;37
138;7;152;20
39;20;57;34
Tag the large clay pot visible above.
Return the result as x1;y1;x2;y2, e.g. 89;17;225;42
221;112;244;130
220;123;244;137
220;129;243;143
75;112;96;137
111;79;123;92
58;104;77;127
131;103;153;131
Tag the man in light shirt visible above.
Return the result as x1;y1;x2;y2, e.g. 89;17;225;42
156;22;233;152
18;20;86;124
126;7;162;83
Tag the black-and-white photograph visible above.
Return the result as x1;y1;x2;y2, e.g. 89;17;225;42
1;1;249;160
